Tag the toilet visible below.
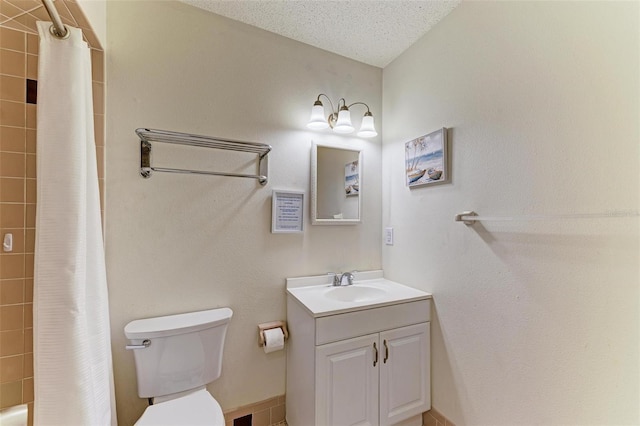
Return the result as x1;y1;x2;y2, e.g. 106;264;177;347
124;307;233;425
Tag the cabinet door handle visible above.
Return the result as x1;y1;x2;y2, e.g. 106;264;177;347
383;339;389;363
373;342;378;367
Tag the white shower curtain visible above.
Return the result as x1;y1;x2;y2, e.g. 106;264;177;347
34;22;116;425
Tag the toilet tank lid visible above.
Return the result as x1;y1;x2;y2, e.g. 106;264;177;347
125;308;233;339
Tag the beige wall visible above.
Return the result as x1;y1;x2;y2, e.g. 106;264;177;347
383;1;639;424
104;1;382;425
77;0;106;48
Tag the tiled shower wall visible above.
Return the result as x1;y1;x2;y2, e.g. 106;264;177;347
0;0;104;419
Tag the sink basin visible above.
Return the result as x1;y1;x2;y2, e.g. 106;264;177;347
324;285;387;303
286;271;432;317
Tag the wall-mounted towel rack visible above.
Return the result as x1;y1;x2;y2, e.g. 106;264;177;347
136;128;272;185
455;210;640;225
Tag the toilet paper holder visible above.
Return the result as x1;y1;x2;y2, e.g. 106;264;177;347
258;321;289;347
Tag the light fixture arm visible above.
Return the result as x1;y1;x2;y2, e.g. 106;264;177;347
316;94;337;115
314;94;341;128
346;101;372;114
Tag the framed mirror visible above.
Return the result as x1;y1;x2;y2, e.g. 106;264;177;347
311;142;362;225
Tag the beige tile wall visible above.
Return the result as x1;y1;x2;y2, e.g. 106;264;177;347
423;408;456;426
0;0;104;422
223;396;445;426
224;394;286;426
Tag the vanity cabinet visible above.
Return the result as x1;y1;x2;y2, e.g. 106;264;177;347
286;296;431;426
316;323;430;426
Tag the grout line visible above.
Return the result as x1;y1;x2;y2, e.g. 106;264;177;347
0;6;43;26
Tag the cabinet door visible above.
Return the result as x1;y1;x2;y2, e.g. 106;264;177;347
316;333;379;426
379;323;430;426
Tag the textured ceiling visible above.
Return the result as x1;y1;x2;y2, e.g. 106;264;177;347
179;0;461;68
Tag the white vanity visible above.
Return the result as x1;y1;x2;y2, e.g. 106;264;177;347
286;270;432;426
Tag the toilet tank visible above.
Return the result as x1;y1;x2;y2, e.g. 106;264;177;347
124;308;233;398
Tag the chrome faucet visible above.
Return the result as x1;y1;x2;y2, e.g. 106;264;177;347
330;271;356;286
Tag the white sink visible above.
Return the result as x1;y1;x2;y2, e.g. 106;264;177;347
286;270;432;317
324;285;387;303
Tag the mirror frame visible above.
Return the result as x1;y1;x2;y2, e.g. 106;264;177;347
311;142;362;225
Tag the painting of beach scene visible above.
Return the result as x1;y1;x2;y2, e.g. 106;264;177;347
345;160;359;196
405;128;448;188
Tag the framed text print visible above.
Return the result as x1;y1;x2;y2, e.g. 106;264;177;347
272;190;304;233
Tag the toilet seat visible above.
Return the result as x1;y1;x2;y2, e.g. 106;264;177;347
135;389;225;426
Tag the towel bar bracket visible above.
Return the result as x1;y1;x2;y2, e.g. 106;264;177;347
258;153;268;186
455;211;478;225
141;141;152;178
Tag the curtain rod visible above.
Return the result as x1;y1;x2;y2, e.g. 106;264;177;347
41;0;69;39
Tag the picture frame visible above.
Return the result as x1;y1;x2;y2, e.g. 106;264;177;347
344;160;360;196
271;190;304;233
405;127;449;188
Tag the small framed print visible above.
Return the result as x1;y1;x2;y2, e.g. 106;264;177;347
272;190;304;233
405;127;449;188
345;160;359;196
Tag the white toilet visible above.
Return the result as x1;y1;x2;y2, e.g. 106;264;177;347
124;307;233;425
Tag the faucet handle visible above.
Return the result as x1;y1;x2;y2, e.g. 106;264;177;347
328;272;340;286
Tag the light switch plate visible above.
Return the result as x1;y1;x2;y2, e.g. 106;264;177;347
384;227;393;245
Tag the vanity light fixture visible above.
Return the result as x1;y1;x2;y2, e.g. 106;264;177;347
307;94;378;138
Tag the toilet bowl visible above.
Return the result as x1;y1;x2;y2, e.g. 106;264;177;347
135;389;224;426
125;308;233;426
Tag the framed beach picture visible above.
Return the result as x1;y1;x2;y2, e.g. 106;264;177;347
345;160;359;196
405;127;449;188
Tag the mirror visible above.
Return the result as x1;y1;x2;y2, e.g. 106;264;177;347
311;142;362;225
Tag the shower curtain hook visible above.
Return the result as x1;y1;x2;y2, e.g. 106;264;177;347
49;24;70;39
42;0;70;39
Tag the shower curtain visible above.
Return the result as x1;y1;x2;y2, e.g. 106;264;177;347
34;22;116;425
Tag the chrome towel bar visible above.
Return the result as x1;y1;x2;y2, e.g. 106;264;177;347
455;210;640;225
136;128;271;185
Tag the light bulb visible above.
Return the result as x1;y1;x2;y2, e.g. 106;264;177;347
333;108;354;134
357;113;377;138
307;102;329;130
